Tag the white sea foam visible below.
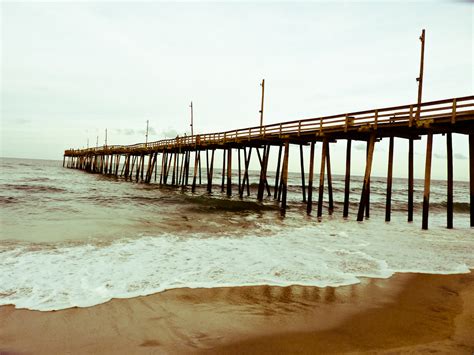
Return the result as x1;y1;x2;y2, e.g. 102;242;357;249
1;220;473;311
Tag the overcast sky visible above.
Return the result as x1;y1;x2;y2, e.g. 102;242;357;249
1;1;472;179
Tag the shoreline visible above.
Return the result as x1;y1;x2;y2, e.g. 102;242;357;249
1;271;473;354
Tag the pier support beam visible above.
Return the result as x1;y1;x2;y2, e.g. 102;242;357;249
307;141;315;215
365;144;370;218
238;148;242;194
385;137;394;222
357;133;376;221
326;141;334;214
207;149;215;193
221;150;226;193
343;139;352;218
240;148;252;197
280;141;290;215
470;134;474;227
422;133;433;230
446;133;453;229
274;145;283;199
408;138;414;222
257;146;270;201
317;139;327;218
300;145;306;202
226;148;232;196
192;151;200;192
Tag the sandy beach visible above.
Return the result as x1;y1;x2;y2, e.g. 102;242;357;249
1;271;473;354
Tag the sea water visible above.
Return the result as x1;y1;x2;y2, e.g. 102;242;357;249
0;157;472;311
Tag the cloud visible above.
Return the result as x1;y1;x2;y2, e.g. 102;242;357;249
434;153;446;159
355;143;366;151
161;128;179;138
115;128;136;136
138;126;157;136
454;153;467;160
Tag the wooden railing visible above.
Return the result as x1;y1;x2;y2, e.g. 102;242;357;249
65;95;474;155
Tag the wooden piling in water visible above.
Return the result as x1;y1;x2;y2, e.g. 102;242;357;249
192;151;200;192
280;141;290;214
307;142;315;215
365;143;370;218
408;138;414;222
238;148;242;194
469;134;474;227
300;145;306;203
446;133;453;229
385;136;394;222
240;148;252;197
256;146;271;199
198;151;202;186
185;151;191;186
326;141;334;215
274;145;283;199
208;149;215;193
357;133;376;221
221;150;226;193
422;133;433;230
226;148;232;196
343;139;352;218
171;152;177;185
317;139;327;218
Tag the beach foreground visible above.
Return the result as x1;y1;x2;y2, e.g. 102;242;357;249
1;272;473;354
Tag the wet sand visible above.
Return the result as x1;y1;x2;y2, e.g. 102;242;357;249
1;272;473;354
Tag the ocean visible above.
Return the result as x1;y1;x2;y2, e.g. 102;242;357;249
0;157;473;311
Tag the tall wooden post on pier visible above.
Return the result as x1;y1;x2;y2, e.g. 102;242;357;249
190;101;194;137
145;120;149;148
259;79;265;134
416;29;425;121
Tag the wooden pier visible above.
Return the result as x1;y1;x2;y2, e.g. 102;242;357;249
64;95;474;230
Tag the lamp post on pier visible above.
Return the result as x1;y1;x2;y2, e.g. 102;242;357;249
259;79;265;134
190;101;194;136
145;120;149;147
